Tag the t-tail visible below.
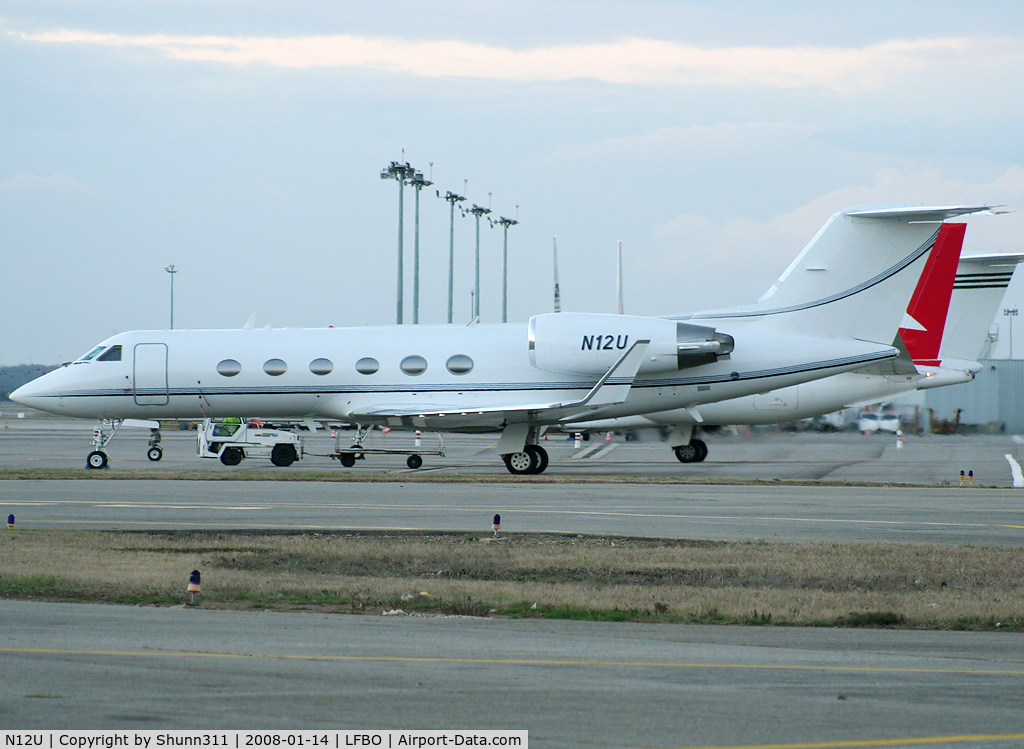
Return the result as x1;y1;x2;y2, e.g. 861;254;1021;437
940;251;1024;363
686;205;997;348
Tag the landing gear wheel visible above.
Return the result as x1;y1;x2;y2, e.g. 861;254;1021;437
525;444;549;474
503;450;536;475
147;446;163;462
339;453;357;468
87;450;108;469
406;454;423;469
220;447;243;466
271;444;297;467
673;443;699;463
692;439;708;462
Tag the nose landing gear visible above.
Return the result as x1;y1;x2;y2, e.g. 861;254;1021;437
84;418;164;468
87;450;109;469
85;420;120;469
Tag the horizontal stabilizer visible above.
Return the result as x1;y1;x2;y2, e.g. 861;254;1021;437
846;205;1003;220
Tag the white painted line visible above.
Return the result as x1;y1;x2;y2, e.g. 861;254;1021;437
587;444;618;460
1004;454;1024;488
567;445;603;460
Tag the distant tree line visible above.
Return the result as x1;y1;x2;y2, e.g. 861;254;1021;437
0;364;58;400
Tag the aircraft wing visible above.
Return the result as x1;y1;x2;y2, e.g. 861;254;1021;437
347;339;651;429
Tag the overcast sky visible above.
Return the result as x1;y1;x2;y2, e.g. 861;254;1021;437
3;1;1024;364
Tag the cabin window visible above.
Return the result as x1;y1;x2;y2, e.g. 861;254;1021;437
309;358;334;376
355;357;379;375
78;346;105;362
446;354;473;375
264;358;287;376
400;355;427;376
217;359;242;377
97;345;122;362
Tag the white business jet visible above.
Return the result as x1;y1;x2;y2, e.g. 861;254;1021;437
566;222;1021;462
11;203;993;473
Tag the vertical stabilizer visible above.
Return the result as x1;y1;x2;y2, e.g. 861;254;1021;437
689;205;996;345
940;252;1024;362
899;223;966;366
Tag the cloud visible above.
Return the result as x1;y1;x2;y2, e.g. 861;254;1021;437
10;27;1022;93
0;173;97;196
645;166;1024;314
554;122;821;161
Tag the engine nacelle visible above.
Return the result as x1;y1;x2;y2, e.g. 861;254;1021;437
528;312;733;376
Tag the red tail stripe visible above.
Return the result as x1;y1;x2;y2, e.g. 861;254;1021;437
899;223;966;364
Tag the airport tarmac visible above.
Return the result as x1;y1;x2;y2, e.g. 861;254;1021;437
2;413;1024;486
4;600;1024;747
4;479;1024;545
4;412;1024;744
2;415;1024;545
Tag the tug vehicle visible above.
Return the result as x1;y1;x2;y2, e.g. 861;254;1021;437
196;418;303;467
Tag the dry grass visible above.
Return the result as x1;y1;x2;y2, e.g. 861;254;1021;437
0;466;981;487
2;530;1022;630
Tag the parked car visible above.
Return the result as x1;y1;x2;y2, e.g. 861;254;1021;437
858;412;900;433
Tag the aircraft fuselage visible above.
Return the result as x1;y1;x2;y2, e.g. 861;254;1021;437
13;323;897;431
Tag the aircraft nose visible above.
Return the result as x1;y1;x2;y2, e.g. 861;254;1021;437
10;377;52;410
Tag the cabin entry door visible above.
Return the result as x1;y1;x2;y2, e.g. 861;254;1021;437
133;343;169;406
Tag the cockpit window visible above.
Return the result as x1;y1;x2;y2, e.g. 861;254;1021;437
78;346;105;362
97;345;122;362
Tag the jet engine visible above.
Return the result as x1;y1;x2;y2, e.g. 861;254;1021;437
528;312;734;376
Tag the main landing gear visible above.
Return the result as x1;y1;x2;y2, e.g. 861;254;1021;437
673;439;708;463
146;428;163;461
502;444;549;475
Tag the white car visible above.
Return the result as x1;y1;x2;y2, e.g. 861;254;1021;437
858;412;900;433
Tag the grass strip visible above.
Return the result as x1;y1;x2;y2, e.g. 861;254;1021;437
2;530;1022;630
0;467;994;488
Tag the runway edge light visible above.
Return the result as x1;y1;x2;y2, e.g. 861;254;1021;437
7;514;13;529
187;569;201;605
492;513;501;537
